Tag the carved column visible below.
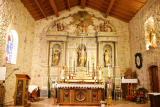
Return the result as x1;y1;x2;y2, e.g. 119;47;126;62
97;41;100;66
115;41;118;66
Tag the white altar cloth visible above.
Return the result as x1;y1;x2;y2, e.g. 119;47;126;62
148;93;160;96
121;77;138;83
52;83;105;89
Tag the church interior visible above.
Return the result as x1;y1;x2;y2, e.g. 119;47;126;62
0;0;160;107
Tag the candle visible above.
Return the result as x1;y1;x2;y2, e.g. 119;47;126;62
68;53;69;74
74;60;75;73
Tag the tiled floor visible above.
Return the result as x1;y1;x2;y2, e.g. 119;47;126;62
8;98;150;107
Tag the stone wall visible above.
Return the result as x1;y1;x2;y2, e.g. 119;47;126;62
0;0;35;103
129;0;160;91
31;7;130;89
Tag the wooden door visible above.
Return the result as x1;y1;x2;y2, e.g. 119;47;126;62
149;66;159;92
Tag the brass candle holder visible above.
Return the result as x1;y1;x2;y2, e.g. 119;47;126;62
107;77;112;105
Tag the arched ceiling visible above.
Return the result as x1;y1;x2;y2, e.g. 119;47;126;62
21;0;147;22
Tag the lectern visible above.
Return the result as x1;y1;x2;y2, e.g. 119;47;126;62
14;74;30;106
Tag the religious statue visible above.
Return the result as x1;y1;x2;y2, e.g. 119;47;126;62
104;49;110;67
60;66;66;81
52;49;60;66
149;28;156;48
77;46;87;67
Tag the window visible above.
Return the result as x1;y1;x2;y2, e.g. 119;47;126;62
6;30;18;64
144;17;156;50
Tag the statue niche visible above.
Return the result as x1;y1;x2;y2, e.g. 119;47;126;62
77;44;87;67
144;17;156;50
51;44;61;66
104;45;112;67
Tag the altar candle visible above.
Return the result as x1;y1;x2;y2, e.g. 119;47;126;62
68;53;69;74
88;61;89;74
74;60;75;74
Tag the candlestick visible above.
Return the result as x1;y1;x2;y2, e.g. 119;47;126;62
74;60;75;74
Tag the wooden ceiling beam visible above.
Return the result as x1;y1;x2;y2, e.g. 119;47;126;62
64;0;71;10
67;0;71;10
106;0;116;18
81;0;86;9
49;0;59;17
34;0;47;19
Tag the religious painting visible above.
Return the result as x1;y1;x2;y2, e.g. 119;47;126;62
104;45;112;67
144;17;156;50
77;44;87;67
6;30;18;64
135;53;143;69
51;44;61;66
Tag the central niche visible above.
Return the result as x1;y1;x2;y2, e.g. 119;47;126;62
77;44;87;67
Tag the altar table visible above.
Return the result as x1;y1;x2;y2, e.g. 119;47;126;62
53;83;105;106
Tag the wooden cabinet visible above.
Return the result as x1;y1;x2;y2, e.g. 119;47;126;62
14;74;30;106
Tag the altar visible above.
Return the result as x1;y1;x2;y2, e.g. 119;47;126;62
53;83;105;105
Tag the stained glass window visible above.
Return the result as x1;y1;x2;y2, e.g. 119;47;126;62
6;30;18;64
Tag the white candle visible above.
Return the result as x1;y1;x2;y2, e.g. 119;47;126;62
68;53;69;72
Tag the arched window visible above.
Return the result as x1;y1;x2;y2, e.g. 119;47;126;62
6;30;18;64
144;17;156;50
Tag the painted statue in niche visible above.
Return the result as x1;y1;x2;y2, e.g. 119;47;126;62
145;17;156;50
51;44;61;66
77;44;87;67
104;45;112;67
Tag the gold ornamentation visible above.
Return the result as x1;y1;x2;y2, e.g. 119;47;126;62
75;90;86;102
